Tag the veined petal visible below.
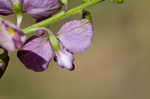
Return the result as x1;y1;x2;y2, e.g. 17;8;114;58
23;0;62;20
17;36;53;72
57;19;94;54
0;0;13;15
55;46;75;71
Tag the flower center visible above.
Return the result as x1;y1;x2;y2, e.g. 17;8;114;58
7;27;15;35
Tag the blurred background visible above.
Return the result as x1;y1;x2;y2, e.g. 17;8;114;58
1;0;150;99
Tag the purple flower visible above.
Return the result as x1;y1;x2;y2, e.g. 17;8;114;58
0;0;13;15
17;35;53;72
17;19;94;71
0;0;63;21
23;0;63;21
0;18;26;52
55;19;94;70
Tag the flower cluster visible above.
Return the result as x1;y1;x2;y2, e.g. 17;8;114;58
17;18;94;71
0;0;105;79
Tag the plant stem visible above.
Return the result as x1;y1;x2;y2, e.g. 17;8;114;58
23;0;104;34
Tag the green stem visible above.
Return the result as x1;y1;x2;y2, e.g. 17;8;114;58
23;0;104;34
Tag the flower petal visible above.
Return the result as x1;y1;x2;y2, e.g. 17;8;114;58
0;21;15;51
57;19;94;54
0;0;13;15
17;36;53;72
55;46;75;71
0;18;26;51
23;0;62;20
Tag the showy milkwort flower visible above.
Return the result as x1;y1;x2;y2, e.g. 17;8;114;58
0;0;63;21
55;19;94;70
17;18;94;71
0;18;26;52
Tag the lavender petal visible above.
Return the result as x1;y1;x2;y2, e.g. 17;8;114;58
57;19;94;54
17;36;53;72
23;0;62;20
0;0;13;15
55;47;75;71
